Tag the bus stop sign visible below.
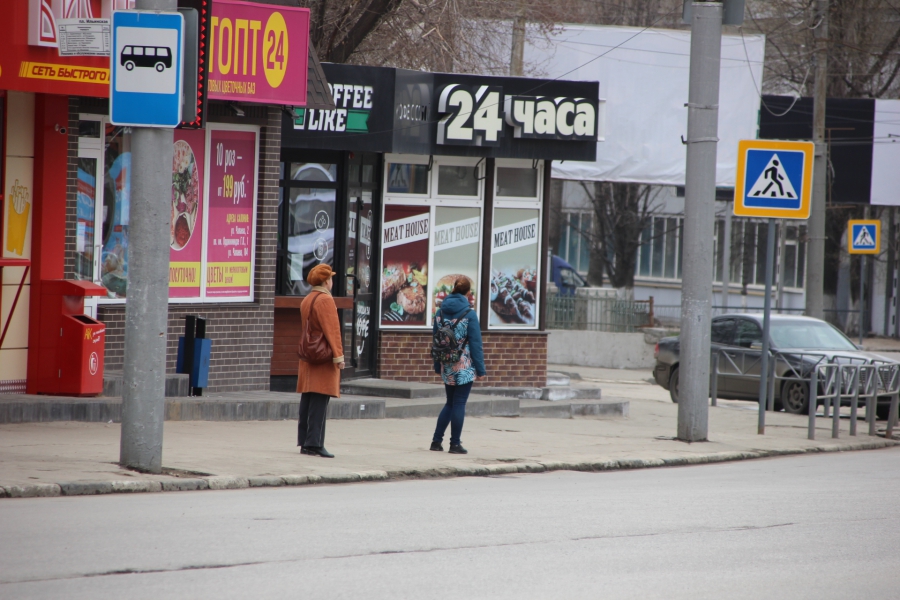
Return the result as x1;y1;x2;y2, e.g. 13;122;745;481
734;139;814;219
110;10;185;127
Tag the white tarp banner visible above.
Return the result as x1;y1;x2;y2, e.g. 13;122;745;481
870;99;900;206
524;24;765;187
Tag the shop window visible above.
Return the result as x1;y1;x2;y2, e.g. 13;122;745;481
437;165;478;196
292;163;336;182
75;117;260;303
387;163;428;194
381;205;431;326
489;207;540;329
496;166;538;198
286;188;336;295
278;158;339;296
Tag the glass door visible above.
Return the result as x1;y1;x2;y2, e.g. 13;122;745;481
341;153;379;378
75;119;104;318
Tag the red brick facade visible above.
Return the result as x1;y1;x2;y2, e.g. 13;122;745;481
378;331;548;387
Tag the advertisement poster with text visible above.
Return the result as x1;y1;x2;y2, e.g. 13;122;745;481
489;208;540;327
169;129;205;298
206;128;257;298
432;207;480;317
207;1;310;105
381;205;430;326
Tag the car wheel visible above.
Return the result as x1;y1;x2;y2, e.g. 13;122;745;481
781;379;809;414
669;367;679;404
125;61;134;71
156;63;165;72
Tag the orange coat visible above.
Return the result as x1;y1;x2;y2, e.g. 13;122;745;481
296;287;345;397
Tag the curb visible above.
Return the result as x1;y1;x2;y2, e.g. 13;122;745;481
2;439;896;500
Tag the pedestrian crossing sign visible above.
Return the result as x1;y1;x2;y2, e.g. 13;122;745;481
848;220;880;254
734;140;814;219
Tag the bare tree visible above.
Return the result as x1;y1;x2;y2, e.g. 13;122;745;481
297;0;561;73
746;0;900;304
578;182;662;295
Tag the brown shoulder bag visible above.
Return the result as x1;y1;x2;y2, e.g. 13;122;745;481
298;293;334;365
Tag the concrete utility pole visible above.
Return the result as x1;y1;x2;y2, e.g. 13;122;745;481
806;0;829;320
509;2;526;77
120;0;178;473
678;1;723;442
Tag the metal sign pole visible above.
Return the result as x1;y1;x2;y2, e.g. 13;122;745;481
758;218;776;435
859;255;865;345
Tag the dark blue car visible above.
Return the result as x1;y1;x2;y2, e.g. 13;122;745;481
550;255;588;296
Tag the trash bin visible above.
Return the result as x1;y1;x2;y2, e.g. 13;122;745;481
37;280;107;396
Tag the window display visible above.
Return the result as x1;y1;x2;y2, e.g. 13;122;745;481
380;205;430;326
489;208;540;328
169;129;205;298
386;163;428;194
431;207;481;315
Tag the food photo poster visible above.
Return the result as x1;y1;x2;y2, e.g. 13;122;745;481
489;208;540;327
169;129;205;298
381;205;430;326
431;207;480;316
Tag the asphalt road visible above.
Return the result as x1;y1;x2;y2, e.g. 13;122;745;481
2;449;900;599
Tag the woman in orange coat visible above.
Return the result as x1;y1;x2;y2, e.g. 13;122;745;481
296;264;345;458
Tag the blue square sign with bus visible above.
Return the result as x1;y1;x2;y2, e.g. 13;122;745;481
110;10;184;127
734;139;814;220
848;220;880;255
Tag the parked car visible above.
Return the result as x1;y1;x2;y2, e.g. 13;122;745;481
653;313;899;418
550;255;588;296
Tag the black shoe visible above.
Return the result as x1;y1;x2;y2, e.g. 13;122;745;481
430;442;443;452
302;447;334;458
449;444;468;454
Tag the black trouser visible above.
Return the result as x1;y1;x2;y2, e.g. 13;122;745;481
297;392;330;448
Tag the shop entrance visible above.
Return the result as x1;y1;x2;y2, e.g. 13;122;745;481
340;153;379;378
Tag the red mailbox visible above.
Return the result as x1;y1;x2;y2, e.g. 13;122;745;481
37;280;108;396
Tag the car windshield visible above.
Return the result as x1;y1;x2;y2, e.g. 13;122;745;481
769;319;857;351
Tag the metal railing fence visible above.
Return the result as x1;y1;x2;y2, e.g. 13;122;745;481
708;347;900;439
546;293;654;333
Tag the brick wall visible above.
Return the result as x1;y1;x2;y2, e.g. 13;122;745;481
378;331;548;387
64;102;280;392
271;307;301;376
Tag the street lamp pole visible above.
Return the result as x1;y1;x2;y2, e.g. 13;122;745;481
678;0;723;442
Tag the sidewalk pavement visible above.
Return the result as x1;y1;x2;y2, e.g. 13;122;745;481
2;365;896;498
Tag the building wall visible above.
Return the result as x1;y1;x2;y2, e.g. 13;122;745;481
64;102;281;392
1;91;36;393
378;331;548;387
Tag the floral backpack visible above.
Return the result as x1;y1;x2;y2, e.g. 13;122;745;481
431;309;473;364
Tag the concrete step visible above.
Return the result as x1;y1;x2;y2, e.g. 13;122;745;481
540;386;603;401
519;399;629;418
0;389;613;424
546;372;572;386
104;371;189;398
340;379;445;399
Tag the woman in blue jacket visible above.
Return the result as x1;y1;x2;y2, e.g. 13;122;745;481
430;277;487;454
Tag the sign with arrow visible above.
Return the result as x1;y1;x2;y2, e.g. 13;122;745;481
734;139;814;219
848;220;880;254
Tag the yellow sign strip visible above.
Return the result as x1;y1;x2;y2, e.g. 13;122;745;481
18;61;109;85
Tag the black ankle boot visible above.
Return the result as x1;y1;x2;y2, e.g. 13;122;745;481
430;441;443;451
449;444;468;454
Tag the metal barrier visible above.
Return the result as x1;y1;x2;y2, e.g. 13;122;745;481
546;293;653;333
709;347;900;439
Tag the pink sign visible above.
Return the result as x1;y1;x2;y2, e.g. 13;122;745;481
169;129;206;298
206;128;257;297
208;0;310;105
